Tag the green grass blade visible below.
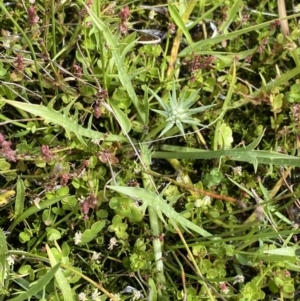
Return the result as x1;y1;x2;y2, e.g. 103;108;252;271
219;0;243;32
180;13;300;56
153;145;300;168
9;195;68;232
108;186;212;237
110;101;131;134
168;3;193;45
12;278;45;299
15;177;25;218
0;229;8;289
82;1;146;124
46;245;75;301
6;263;60;301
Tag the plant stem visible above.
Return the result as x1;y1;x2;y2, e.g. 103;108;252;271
139;144;166;296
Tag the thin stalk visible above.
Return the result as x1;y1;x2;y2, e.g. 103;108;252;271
145;169;237;202
170;250;187;301
51;0;57;59
171;220;227;301
191;124;208;149
278;0;289;36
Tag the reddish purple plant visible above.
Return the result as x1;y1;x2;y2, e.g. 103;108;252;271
258;38;268;54
119;6;130;34
41;145;54;161
28;5;39;26
0;133;17;162
73;64;82;78
188;54;216;73
93;105;102;119
14;54;24;73
80;193;98;220
60;173;70;186
119;6;130;22
168;23;176;35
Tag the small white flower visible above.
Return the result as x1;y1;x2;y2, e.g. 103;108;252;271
78;292;88;301
294;4;300;13
108;237;118;250
149;10;157;20
91;139;101;145
32;197;41;209
3;39;10;48
194;196;211;208
233;274;245;284
91;289;101;300
74;231;82;245
6;255;15;266
121;286;143;300
194;199;202;208
233;166;242;176
78;196;86;203
133;290;143;300
29;0;36;4
91;251;101;262
203;195;211;204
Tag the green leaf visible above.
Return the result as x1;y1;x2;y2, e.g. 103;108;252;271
9;194;68;232
218;123;233;149
15;177;25;218
0;229;8;288
168;3;193;45
1;100;127;144
79;220;106;246
6;263;60;301
153;133;300;171
148;278;157;301
46;228;62;241
108;186;212;237
11;278;45;300
179;13;300;56
110;101;131;133
263;246;298;257
0;62;7;77
46;245;75;301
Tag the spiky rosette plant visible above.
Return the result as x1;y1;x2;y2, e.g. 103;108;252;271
149;81;215;138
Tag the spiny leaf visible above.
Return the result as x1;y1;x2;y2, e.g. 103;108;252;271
2;100;127;143
108;186;212;237
153;131;300;172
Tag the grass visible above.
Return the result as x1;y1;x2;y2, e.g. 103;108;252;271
1;0;300;300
